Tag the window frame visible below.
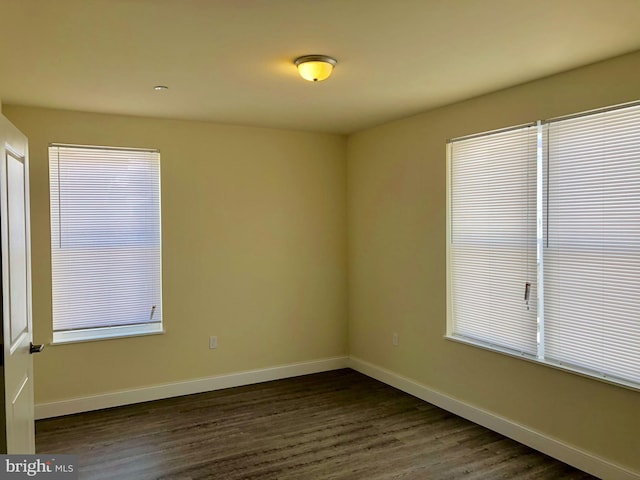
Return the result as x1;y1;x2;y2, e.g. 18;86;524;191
49;143;164;344
446;101;640;392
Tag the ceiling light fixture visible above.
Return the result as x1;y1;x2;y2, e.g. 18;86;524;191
294;55;337;82
153;85;168;91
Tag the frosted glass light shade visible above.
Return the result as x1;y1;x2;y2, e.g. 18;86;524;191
294;55;337;82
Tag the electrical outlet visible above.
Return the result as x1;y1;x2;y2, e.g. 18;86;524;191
209;336;218;349
392;332;399;346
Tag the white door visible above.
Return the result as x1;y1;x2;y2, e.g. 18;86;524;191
0;114;37;454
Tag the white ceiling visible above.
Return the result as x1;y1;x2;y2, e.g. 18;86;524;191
2;0;640;134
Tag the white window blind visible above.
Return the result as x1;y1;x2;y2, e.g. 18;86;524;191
49;144;163;343
544;105;640;385
449;126;538;356
447;101;640;390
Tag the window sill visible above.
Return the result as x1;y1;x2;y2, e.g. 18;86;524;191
52;323;164;345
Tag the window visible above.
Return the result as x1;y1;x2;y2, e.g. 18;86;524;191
447;101;640;389
49;144;163;343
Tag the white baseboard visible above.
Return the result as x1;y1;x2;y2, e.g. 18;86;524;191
35;356;349;420
348;356;639;480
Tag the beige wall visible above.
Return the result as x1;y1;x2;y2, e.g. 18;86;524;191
347;50;640;472
3;106;348;403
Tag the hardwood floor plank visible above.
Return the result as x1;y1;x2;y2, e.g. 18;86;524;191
36;369;598;479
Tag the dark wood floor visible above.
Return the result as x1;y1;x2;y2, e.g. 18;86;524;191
36;369;598;480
